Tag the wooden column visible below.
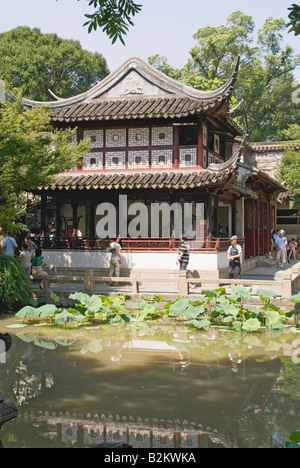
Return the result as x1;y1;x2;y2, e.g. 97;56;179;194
77;128;83;169
40;193;46;236
71;200;79;236
90;198;96;238
232;197;237;235
206;193;212;236
197;122;203;168
213;194;219;237
55;197;62;236
173;125;179;169
85;199;91;238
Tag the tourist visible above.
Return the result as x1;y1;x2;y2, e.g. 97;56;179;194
1;234;18;257
273;229;279;242
227;235;242;279
269;228;276;259
31;248;48;289
288;238;297;261
176;234;190;270
19;243;32;275
176;234;195;289
109;236;122;286
26;238;38;258
275;229;287;269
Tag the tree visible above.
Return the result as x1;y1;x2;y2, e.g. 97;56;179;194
77;1;298;42
148;55;181;80
81;0;142;44
278;124;300;207
0;98;89;234
0;27;109;101
0;255;33;312
287;3;300;35
150;12;300;141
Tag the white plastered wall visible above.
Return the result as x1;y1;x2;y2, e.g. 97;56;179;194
42;249;229;271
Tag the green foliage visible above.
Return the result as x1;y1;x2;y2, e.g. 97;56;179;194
148;55;181;80
16;292;133;326
0;254;33;312
278;148;300;207
285;430;300;448
163;285;290;332
0;26;109;101
277;124;300;208
287;3;300;36
0;99;89;233
14;286;300;333
280;123;300;142
136;295;163;321
149;11;300;141
83;0;142;45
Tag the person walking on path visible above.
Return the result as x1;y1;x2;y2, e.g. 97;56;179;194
269;229;276;259
19;243;32;275
1;234;18;257
176;234;195;289
26;238;38;258
31;248;48;289
288;238;297;261
227;235;242;279
275;229;287;269
176;234;190;270
109;236;122;286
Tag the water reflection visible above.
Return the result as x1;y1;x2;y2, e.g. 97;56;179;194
0;317;299;448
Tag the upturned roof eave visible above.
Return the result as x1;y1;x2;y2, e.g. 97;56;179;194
15;55;241;110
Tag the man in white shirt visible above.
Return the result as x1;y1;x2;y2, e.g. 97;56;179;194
109;236;122;286
275;229;287;269
227;235;242;279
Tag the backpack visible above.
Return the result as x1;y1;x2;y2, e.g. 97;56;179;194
109;243;116;254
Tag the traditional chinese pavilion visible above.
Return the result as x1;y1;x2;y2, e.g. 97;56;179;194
21;56;284;270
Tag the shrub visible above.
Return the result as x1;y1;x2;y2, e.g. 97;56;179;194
0;254;33;312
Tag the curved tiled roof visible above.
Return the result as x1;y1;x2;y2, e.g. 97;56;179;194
250;142;300;152
49;95;225;122
42;167;234;192
14;56;240;124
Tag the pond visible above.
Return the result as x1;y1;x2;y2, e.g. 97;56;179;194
0;315;299;448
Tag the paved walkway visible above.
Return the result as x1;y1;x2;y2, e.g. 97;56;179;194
242;258;300;280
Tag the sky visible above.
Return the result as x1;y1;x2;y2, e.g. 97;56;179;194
0;0;299;78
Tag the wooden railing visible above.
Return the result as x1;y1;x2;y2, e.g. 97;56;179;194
38;237;244;252
33;269;299;324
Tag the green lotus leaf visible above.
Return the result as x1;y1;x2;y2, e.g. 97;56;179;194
242;318;261;332
265;311;280;325
15;306;40;318
169;298;190;316
192;318;211;329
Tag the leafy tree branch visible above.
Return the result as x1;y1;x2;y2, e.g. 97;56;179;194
79;0;142;44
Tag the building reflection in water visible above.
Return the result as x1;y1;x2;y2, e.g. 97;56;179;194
1;325;299;448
